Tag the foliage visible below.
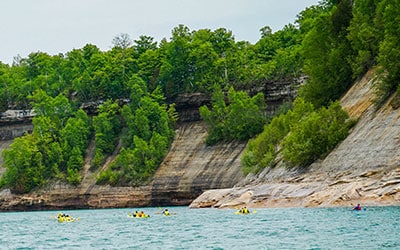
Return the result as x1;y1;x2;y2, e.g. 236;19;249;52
241;98;313;174
200;85;267;145
1;92;91;192
99;85;177;186
299;0;354;108
282;101;353;166
242;99;353;173
347;0;383;77
1;134;44;193
92;100;122;169
376;0;400;100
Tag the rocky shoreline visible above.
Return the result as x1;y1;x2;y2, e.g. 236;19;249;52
189;165;400;209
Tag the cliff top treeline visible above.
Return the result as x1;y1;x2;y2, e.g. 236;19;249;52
1;0;400;194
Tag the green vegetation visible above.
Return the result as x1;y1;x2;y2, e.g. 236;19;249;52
1;91;91;193
282;101;355;167
1;0;400;192
242;99;355;173
92;100;122;170
99;85;177;186
242;0;400;174
199;85;266;145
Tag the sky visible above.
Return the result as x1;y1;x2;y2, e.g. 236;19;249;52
0;0;320;65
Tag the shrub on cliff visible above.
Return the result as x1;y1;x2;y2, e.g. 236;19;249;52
241;98;313;173
200;85;267;145
0;91;91;193
282;101;354;166
242;98;354;173
96;84;177;186
91;100;122;170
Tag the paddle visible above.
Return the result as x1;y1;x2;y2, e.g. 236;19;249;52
155;207;163;214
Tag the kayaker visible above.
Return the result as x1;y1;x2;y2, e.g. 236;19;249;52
353;204;362;211
240;207;250;214
163;209;170;216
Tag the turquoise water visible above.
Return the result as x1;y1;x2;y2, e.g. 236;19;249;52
0;206;399;249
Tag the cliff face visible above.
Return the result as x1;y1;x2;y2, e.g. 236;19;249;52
191;70;400;208
0;79;295;211
4;73;397;211
151;121;245;206
0;121;246;211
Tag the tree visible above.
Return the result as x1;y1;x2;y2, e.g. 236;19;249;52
282;101;352;166
377;0;400;98
29;90;73;129
347;0;383;76
1;134;45;193
299;1;354;107
112;33;132;49
134;35;157;55
241;98;313;173
92;100;121;169
260;26;272;38
200;86;267;145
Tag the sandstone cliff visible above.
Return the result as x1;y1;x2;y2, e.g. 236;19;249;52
0;79;294;211
0;120;246;211
190;70;400;208
3;72;399;211
151;121;245;206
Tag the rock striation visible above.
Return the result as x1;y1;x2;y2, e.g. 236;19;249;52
151;121;245;206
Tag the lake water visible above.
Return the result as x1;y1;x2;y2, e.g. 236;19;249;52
0;206;399;249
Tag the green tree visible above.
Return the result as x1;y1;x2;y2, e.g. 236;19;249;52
241;98;313;173
92;100;121;168
100;83;176;185
282;101;353;166
377;0;400;99
1;134;44;193
299;1;354;107
347;0;383;76
200;86;267;145
29;90;73;129
159;25;193;97
134;35;158;55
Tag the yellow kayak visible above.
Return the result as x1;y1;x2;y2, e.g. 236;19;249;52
235;211;250;215
128;213;150;218
57;216;79;223
54;213;79;222
235;208;256;215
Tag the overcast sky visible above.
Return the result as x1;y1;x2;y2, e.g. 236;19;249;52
0;0;319;65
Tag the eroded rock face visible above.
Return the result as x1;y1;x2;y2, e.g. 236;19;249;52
0;123;33;140
190;70;400;209
150;121;245;206
0;186;153;211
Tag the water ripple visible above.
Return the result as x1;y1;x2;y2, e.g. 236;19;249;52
0;206;399;249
